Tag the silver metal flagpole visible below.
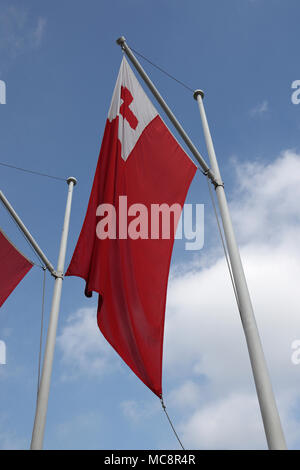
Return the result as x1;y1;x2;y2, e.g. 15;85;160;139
193;90;286;450
115;36;287;450
0;190;55;275
30;176;77;450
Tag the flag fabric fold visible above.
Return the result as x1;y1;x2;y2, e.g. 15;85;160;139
66;57;196;397
0;228;33;307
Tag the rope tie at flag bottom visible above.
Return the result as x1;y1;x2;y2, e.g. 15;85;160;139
160;397;185;450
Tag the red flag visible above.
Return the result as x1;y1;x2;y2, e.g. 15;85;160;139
66;58;196;397
0;229;33;307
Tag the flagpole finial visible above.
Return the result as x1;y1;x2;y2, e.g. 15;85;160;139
193;89;204;100
116;36;126;47
67;176;77;186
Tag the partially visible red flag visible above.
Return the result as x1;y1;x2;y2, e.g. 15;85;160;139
0;229;33;307
66;57;196;397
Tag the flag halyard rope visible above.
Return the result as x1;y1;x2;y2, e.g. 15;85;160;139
160;396;185;450
0;161;67;182
130;47;194;93
204;172;241;314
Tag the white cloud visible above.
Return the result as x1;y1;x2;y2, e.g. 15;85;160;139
56;411;102;440
180;393;265;450
0;6;46;64
0;416;27;450
120;399;160;423
231;150;300;243
162;150;300;449
57;307;116;379
32;17;47;48
250;100;268;116
0;430;27;450
168;381;204;411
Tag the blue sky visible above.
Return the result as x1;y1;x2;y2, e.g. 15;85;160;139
1;0;300;450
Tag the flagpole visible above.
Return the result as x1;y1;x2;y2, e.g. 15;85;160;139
0;190;55;275
193;90;286;449
115;37;287;450
30;176;77;450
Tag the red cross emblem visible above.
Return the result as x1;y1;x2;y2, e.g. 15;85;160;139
120;86;139;130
